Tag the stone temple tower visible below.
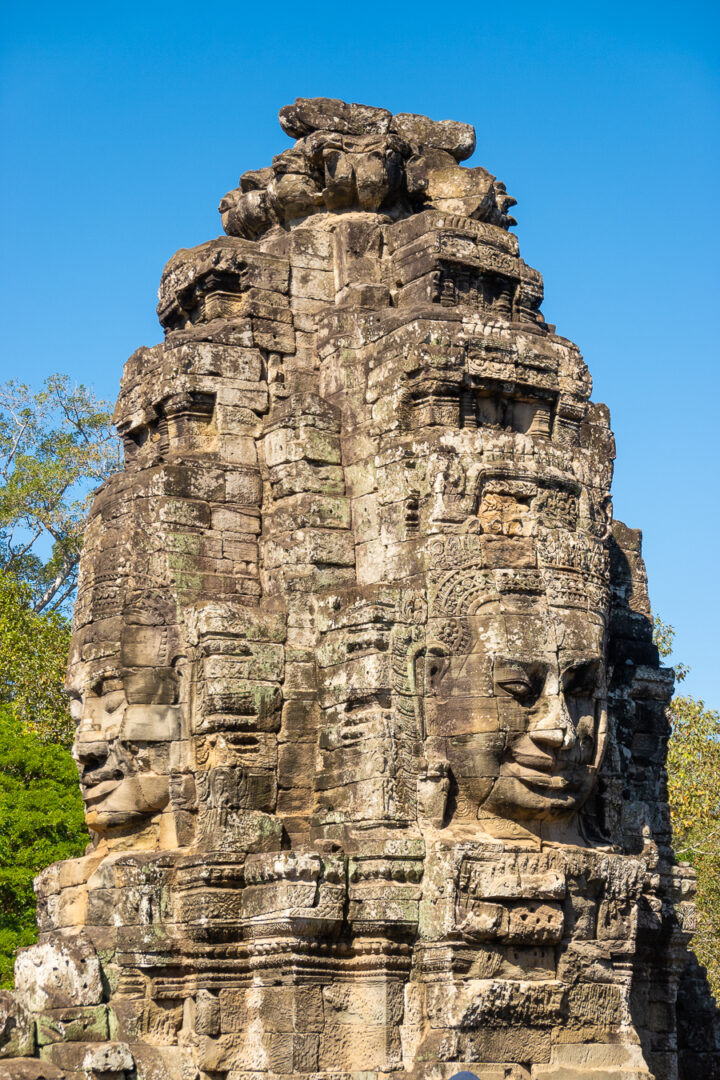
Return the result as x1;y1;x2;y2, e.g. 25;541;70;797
0;98;715;1080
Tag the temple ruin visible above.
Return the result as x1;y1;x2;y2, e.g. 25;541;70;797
0;97;715;1080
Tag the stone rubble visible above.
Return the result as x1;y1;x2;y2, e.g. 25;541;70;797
2;97;717;1080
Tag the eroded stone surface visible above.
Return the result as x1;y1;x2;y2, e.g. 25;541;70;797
14;936;103;1014
1;97;716;1080
0;995;34;1060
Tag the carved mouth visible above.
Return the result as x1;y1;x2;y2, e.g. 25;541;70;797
521;773;571;790
504;762;574;790
83;779;121;802
511;750;556;772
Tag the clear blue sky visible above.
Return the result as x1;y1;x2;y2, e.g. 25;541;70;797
2;1;718;704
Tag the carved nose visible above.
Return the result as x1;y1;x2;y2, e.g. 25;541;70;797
75;740;116;780
529;699;577;751
530;726;565;749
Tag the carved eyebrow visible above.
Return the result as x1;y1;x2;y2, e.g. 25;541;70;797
494;659;547;679
100;678;124;694
495;662;532;684
493;659;548;691
88;667;123;695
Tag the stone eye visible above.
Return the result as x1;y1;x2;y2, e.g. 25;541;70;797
102;692;125;715
498;677;534;702
495;661;546;704
564;660;600;697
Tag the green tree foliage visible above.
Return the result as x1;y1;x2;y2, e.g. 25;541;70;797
654;617;720;996
0;706;87;987
0;375;120;614
0;572;73;745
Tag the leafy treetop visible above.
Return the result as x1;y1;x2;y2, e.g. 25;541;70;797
0;376;120;614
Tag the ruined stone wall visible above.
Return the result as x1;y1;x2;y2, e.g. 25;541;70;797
0;97;714;1080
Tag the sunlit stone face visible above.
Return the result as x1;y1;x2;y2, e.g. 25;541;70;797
70;668;179;834
421;607;607;823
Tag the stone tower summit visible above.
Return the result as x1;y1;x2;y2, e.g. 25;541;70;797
0;98;711;1080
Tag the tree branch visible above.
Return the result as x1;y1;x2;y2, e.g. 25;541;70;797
3;527;43;571
0;416;31;481
34;556;77;613
675;824;720;856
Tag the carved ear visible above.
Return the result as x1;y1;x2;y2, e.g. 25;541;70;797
424;648;450;695
407;642;450;742
408;643;450;698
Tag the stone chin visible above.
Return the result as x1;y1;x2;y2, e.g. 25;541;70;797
83;775;170;834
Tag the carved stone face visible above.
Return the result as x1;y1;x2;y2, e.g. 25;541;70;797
421;607;607;823
70;668;180;834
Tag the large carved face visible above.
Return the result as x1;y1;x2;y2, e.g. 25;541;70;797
69;601;182;835
70;665;180;833
421;604;607;823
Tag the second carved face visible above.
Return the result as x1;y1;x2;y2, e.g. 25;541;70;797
70;666;181;834
419;607;607;823
69;602;182;837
